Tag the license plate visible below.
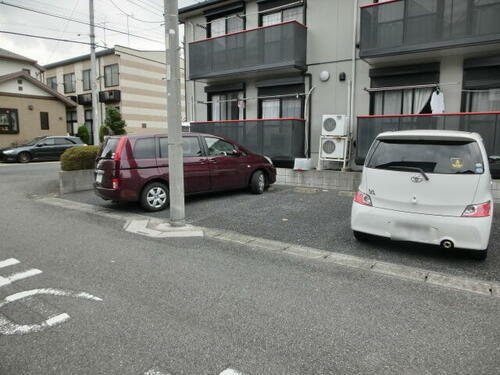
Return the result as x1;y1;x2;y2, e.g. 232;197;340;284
96;173;103;184
390;222;430;241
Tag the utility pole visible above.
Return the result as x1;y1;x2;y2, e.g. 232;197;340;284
164;0;185;226
89;0;100;145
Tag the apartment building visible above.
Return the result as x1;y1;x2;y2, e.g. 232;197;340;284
179;0;500;170
43;45;185;144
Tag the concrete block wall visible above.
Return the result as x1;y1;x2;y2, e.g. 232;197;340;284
276;168;361;191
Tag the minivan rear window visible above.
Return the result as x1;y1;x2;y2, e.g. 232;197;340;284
99;138;120;159
367;139;484;174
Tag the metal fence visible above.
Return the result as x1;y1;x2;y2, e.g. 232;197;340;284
356;113;500;165
191;119;306;162
188;21;307;80
360;0;500;58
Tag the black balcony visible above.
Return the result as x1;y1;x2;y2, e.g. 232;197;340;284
356;113;500;169
188;21;307;80
99;90;121;103
190;118;305;163
77;93;92;106
359;0;500;59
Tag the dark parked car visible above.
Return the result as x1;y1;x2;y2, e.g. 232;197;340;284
0;136;85;163
94;133;276;211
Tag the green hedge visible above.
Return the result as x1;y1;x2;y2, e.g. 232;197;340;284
61;145;100;171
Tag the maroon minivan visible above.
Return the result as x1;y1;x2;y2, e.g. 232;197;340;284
94;132;276;211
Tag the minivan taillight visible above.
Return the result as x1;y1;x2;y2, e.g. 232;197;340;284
112;178;119;189
462;201;491;217
354;191;372;206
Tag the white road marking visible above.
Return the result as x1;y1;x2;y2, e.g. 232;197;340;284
0;268;42;287
144;369;171;375
143;368;247;375
0;288;102;335
0;258;20;269
219;369;248;375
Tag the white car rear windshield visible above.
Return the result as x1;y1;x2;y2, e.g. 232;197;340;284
366;139;484;175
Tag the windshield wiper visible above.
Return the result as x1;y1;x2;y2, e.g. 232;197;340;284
384;166;430;181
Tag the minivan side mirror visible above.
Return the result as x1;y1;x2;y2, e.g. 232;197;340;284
488;155;500;163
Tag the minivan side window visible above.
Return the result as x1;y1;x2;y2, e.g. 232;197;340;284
159;137;168;158
133;138;155;159
183;137;203;157
367;140;484;175
205;137;237;156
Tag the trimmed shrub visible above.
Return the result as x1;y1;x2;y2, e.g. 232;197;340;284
104;107;127;135
99;125;111;143
60;145;100;171
77;125;90;145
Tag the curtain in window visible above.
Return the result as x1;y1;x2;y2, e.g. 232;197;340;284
211;18;226;37
262;99;280;118
470;89;500;112
227;15;244;34
262;12;281;26
283;7;304;23
413;87;433;114
383;91;402;114
282;97;302;118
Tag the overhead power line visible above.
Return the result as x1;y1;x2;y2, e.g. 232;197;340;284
0;0;164;44
0;30;106;47
108;0;163;23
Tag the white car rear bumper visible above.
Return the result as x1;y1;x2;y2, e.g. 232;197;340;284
351;203;492;250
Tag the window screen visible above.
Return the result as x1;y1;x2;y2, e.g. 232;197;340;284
133;138;155;159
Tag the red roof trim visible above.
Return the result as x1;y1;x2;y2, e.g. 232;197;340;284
189;20;307;45
191;118;305;124
357;111;500;119
360;0;402;9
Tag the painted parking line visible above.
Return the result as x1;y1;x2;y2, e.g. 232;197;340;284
143;369;248;375
144;369;171;375
0;258;20;269
0;268;42;287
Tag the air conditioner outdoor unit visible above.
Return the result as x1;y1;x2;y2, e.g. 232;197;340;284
320;137;347;159
321;114;348;136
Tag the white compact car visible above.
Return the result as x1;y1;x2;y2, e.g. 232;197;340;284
351;130;495;259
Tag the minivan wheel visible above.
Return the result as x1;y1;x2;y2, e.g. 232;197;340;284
140;182;169;212
353;230;369;242
250;170;265;194
469;248;488;261
17;152;31;163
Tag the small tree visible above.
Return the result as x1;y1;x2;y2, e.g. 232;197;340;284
99;125;111;143
104;107;127;135
77;125;90;145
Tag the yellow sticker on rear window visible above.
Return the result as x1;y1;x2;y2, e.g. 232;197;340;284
451;158;463;169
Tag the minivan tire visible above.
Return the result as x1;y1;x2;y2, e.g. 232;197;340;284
469;248;488;261
17;152;31;163
250;170;265;194
353;230;369;242
140;182;169;212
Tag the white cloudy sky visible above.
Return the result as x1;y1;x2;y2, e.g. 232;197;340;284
0;0;201;65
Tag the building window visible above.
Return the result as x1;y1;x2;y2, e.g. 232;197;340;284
0;108;19;134
66;111;77;135
47;77;57;90
104;64;119;87
63;73;75;93
82;69;91;91
209;91;245;121
22;68;31;76
462;56;500;112
40;112;49;130
258;83;304;119
84;109;93;128
208;14;245;37
260;1;304;26
369;63;439;115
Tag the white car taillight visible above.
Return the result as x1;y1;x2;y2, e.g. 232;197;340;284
354;191;372;206
462;201;491;217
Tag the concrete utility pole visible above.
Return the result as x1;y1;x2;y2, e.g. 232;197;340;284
164;0;185;226
89;0;100;145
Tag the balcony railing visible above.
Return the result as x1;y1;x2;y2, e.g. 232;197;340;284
359;0;500;58
188;21;307;80
356;112;500;165
190;118;306;162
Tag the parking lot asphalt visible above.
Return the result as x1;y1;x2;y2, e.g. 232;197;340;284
62;184;500;283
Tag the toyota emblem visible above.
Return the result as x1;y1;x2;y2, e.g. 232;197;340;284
411;175;424;183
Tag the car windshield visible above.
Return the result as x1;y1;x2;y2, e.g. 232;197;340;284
24;137;45;146
366;139;484;175
98;138;120;159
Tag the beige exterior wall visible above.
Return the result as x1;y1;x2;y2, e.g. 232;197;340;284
0;95;68;148
43;46;186;136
